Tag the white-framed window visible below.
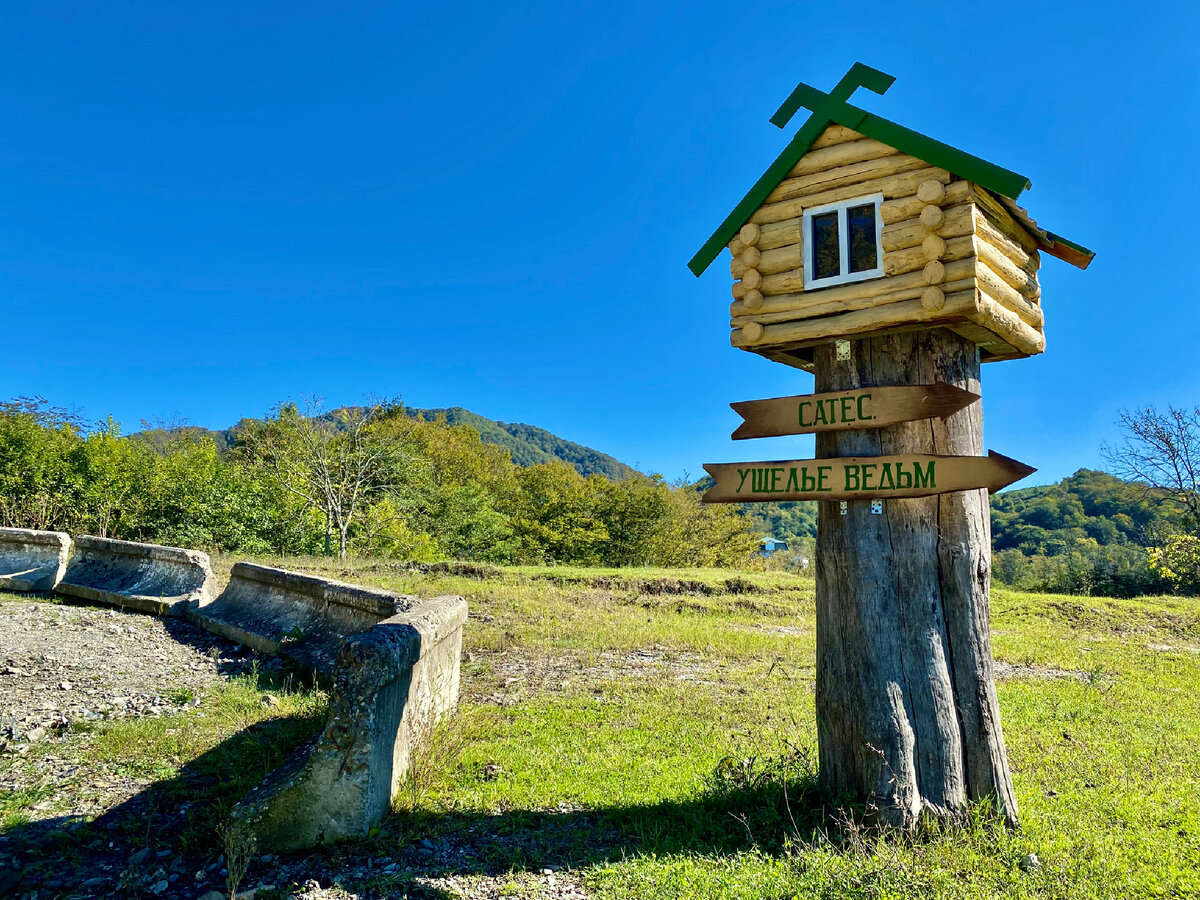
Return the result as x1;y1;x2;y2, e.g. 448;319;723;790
802;193;885;290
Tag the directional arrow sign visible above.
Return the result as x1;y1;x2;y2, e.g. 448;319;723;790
702;451;1035;503
731;383;979;440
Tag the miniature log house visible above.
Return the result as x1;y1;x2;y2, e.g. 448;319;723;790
689;64;1094;369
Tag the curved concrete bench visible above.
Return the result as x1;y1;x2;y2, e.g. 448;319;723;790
233;594;468;851
191;563;417;675
57;536;216;616
0;528;71;592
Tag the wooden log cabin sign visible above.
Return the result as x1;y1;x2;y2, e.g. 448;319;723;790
702;450;1034;503
687;62;1093;831
730;382;978;439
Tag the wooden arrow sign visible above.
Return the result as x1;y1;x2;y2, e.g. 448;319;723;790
730;383;979;440
702;450;1035;503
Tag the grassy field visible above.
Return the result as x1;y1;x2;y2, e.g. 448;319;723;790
3;557;1200;898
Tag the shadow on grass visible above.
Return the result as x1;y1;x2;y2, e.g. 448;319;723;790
1;718;834;899
0;679;325;897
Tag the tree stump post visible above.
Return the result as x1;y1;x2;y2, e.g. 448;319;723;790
814;328;1017;828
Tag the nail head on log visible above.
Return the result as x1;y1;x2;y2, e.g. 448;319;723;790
743;321;764;343
923;260;946;285
920;204;945;230
922;234;947;261
917;179;946;204
739;223;761;246
921;285;946;309
743;289;764;310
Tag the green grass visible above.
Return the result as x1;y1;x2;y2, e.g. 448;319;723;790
352;564;1199;899
4;564;1200;897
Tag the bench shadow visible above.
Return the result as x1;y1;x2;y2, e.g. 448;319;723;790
3;597;837;898
2;712;832;899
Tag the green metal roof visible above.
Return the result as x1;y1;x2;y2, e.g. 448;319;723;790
689;63;1094;276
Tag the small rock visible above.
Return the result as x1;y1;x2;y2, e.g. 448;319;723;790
195;891;225;900
1019;852;1041;871
128;848;151;866
260;695;280;708
148;878;169;894
59;681;72;691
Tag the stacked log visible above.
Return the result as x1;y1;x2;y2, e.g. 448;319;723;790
725;124;1047;365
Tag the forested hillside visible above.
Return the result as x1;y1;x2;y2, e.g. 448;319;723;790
990;468;1177;596
137;407;634;480
406;407;635;479
4;395;1194;595
731;469;1187;597
0;397;754;567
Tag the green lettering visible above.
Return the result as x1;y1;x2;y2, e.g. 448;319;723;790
896;465;912;489
844;465;860;491
861;463;877;491
801;467;817;491
798;401;812;427
879;463;896;490
771;468;784;492
914;461;935;489
813;401;829;426
751;468;768;492
786;468;800;492
818;466;832;491
736;468;750;493
840;396;855;422
857;392;873;421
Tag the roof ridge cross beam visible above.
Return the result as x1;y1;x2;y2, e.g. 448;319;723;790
688;63;1050;277
769;62;896;132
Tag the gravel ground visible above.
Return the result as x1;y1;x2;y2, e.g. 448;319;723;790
0;596;615;900
0;599;248;749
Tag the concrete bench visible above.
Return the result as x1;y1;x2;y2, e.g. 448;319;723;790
192;563;420;675
232;594;468;851
0;528;71;592
56;536;217;616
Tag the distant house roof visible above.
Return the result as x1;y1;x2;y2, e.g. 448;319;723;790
689;63;1094;277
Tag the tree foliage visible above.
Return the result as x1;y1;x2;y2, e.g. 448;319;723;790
0;397;762;569
991;468;1181;597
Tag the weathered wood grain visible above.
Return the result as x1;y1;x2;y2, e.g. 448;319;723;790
813;329;1018;829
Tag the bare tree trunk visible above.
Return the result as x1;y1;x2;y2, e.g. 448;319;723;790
814;328;1017;828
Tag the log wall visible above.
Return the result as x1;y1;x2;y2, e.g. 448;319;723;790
725;126;1046;370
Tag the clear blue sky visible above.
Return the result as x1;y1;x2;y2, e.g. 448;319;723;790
2;1;1196;487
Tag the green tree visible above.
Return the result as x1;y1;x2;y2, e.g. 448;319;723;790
241;399;408;559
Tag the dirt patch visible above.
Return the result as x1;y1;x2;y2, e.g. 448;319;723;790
728;623;811;638
465;645;728;704
993;661;1087;681
530;573;772;597
1043;599;1200;640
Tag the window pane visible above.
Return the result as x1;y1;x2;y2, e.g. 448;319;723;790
811;211;840;280
847;203;877;273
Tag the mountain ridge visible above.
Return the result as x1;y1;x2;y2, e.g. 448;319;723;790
137;406;637;481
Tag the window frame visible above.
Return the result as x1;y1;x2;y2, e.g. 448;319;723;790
801;192;885;290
